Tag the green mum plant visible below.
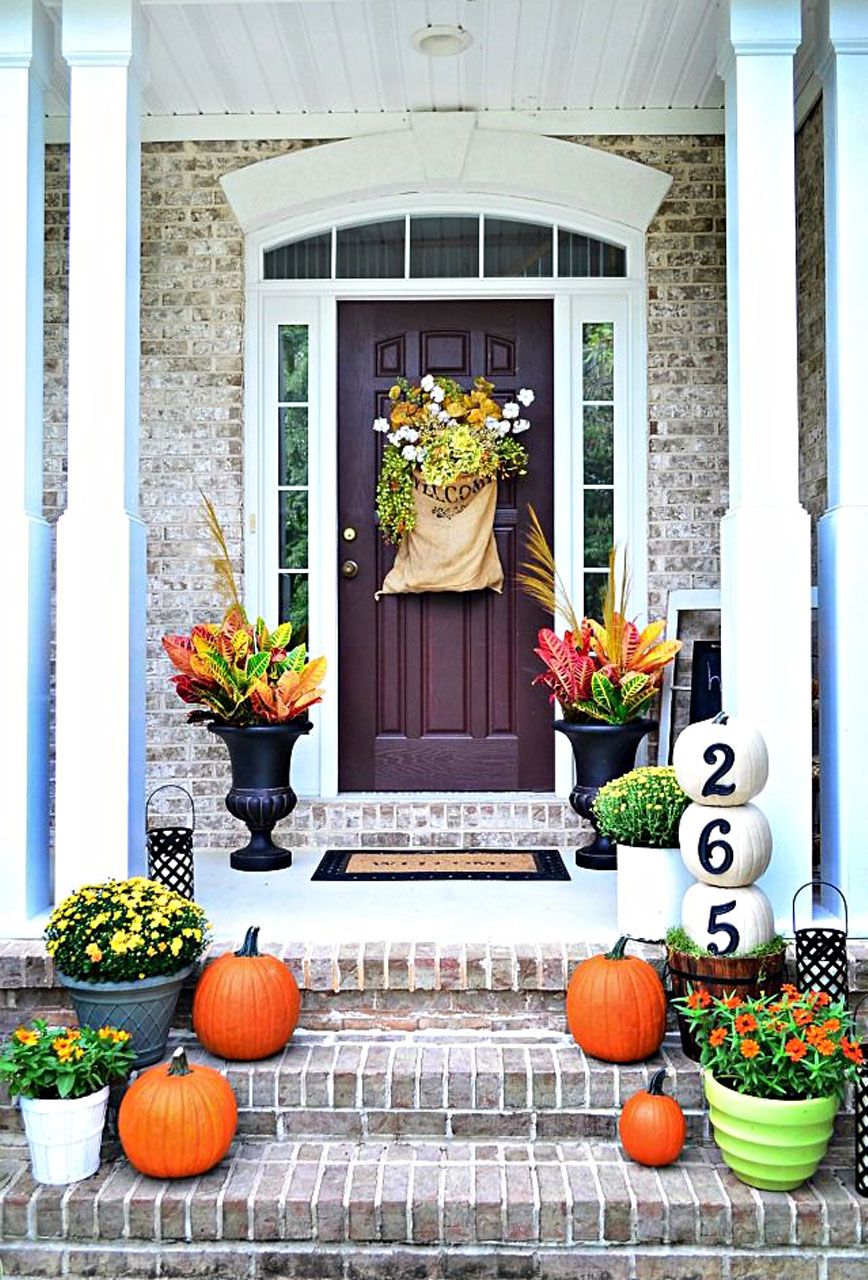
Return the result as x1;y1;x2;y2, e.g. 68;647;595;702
44;878;211;983
162;496;327;725
675;985;863;1101
592;766;690;848
0;1021;135;1101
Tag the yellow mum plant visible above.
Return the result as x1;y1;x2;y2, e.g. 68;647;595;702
45;878;211;983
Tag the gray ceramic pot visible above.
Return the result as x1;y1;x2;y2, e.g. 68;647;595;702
57;966;194;1068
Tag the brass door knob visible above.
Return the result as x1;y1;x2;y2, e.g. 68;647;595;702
341;559;359;579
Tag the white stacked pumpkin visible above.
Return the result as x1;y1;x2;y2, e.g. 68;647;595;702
672;714;774;956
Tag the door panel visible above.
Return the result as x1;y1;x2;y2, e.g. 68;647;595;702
338;300;553;791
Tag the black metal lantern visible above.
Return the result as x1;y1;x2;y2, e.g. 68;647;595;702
792;880;849;1004
146;785;195;900
854;994;868;1197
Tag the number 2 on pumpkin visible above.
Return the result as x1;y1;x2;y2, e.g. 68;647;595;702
707;900;740;956
697;817;734;876
701;743;736;798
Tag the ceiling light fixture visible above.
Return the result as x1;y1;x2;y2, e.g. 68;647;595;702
410;25;473;58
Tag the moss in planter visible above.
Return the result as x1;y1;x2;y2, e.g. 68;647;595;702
665;925;788;960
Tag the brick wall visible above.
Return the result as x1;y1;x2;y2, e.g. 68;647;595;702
586;136;728;618
42;133;729;838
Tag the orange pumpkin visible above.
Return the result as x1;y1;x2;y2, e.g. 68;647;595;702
566;936;667;1063
193;925;301;1061
119;1046;237;1178
618;1069;686;1166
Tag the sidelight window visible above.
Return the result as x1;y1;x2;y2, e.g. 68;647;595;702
277;324;310;643
580;322;616;618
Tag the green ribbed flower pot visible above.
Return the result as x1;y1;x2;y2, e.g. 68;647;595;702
57;967;193;1069
704;1071;839;1191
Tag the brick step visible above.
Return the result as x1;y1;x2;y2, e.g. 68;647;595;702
1;1029;855;1151
6;939;868;1040
189;1030;715;1143
0;1134;864;1270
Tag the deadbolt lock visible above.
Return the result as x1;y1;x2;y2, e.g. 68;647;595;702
341;560;359;579
342;527;357;542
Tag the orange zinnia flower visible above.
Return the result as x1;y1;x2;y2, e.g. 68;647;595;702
722;995;742;1010
739;1039;760;1059
816;1038;837;1056
806;1024;826;1046
842;1038;865;1065
821;1018;841;1034
782;983;800;999
709;1026;727;1048
687;989;712;1010
793;1008;814;1026
811;991;832;1007
785;1037;807;1062
734;1013;758;1035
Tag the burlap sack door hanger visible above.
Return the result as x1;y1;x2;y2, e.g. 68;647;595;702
374;374;534;598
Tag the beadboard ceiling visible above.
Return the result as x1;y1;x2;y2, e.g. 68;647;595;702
44;0;727;123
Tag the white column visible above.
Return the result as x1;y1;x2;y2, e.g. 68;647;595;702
718;0;813;925
55;0;148;898
0;1;54;931
817;0;868;927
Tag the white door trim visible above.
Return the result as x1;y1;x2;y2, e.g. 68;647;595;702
243;201;651;800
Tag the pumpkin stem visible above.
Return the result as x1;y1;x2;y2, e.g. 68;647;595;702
605;936;631;960
712;711;729;725
167;1046;192;1078
647;1069;668;1096
236;926;261;958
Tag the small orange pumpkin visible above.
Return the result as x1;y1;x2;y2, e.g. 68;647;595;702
566;936;667;1063
618;1069;686;1166
193;925;301;1061
119;1046;237;1178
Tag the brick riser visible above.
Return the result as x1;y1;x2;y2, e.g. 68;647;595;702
5;940;868;1039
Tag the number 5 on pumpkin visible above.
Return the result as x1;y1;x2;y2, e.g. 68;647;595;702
707;900;740;956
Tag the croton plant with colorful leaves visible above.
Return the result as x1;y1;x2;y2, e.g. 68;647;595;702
519;514;680;725
163;605;326;726
676;984;863;1100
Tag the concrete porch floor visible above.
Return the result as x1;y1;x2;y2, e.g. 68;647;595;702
195;847;617;945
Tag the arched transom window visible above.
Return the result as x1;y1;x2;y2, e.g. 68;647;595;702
264;214;627;281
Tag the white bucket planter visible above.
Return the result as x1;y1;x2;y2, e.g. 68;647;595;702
20;1086;109;1185
616;845;694;941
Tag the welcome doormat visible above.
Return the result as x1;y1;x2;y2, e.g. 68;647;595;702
311;849;570;881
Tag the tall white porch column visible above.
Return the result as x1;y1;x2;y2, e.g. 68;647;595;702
0;1;54;931
55;0;147;898
817;0;868;927
718;0;813;924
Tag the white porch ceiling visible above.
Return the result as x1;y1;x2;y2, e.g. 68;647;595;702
139;0;723;116
43;0;727;123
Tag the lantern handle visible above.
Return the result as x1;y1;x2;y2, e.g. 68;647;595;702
792;880;848;935
851;993;868;1049
146;785;195;833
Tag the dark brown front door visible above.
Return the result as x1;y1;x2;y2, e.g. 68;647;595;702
338;299;554;791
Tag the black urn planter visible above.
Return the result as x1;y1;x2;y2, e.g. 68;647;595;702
554;718;656;871
209;720;312;872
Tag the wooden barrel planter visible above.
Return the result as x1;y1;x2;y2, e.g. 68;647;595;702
666;945;788;1061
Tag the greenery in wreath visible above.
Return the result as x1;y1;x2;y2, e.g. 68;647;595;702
374;374;534;545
